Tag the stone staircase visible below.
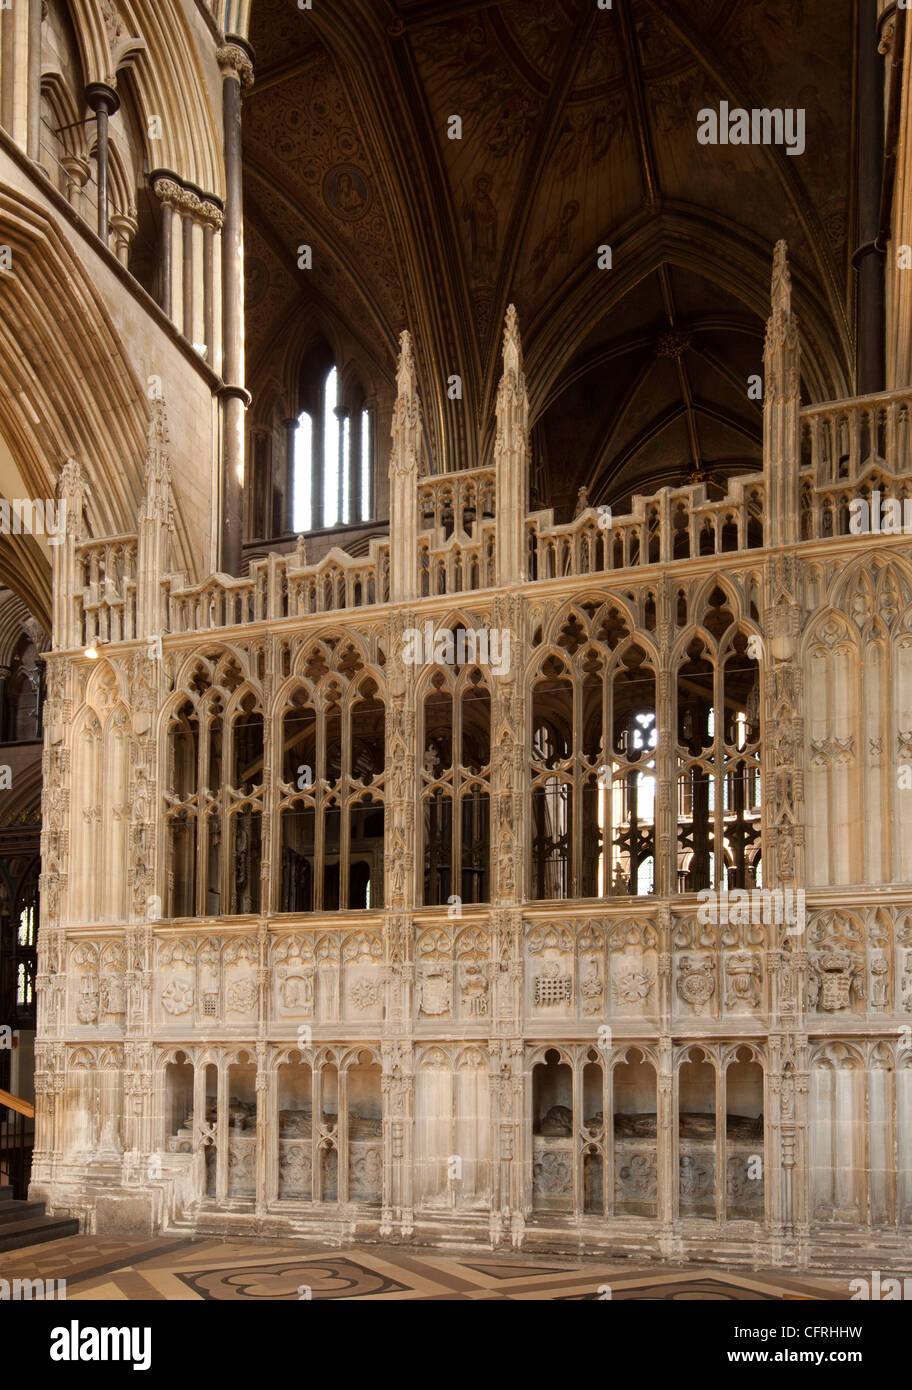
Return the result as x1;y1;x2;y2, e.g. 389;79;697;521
0;1186;79;1253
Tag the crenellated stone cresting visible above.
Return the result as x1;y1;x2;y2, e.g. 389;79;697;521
76;536;138;646
798;388;912;540
417;466;496;535
69;441;912;646
163;537;392;636
526;475;767;580
64;472;778;647
57;260;912;649
800;388;912;487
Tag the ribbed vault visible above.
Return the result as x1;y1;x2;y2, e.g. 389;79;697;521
243;0;858;515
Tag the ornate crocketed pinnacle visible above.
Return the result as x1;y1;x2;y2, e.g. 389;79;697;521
770;239;791;316
396;329;417;402
58;456;86;535
765;239;799;368
390;329;422;481
502;303;523;379
217;42;254;90
143;399;172;506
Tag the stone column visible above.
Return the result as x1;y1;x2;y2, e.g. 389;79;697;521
0;664;8;742
217;39;254;576
85;83;119;245
192;1062;208;1200
884;8;911;387
284;417;298;533
160;200;173;320
491;591;523;906
0;0;29;148
487;910;524;1245
51;458;85;650
388;332;421;602
26;0;41;161
255;1042;268;1215
381;1040;414;1238
656;583;676;897
335;406;349;526
182;212;194;340
215;1058;229;1202
204;224;216;364
110;208;137;267
349;407;363;524
61;154;91;209
763;540;808;1261
656;907;675;1250
853;0;886;394
136;401;171;640
152;175;224;346
382;603;417;1237
763;242;801;549
494;305;529;587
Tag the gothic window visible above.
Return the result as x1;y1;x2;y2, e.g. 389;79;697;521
279;662;385;913
530;605;656;900
292;365;374;532
676;589;761;893
530;656;573;899
421;659;490;907
165;659;264;919
3;631;43;742
229;693;264;916
0;855;38;1043
39;2;88;204
248;430;270;541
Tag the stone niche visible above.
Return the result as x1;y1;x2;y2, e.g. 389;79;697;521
676;1046;765;1222
612;1048;658;1217
414;1046;490;1209
532;1049;574;1213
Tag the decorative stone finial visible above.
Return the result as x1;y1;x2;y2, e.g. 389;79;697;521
396;329;417;400
502;303;523;378
771;240;791;316
57;456;86;536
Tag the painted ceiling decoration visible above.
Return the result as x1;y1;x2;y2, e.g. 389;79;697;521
244;0;855;516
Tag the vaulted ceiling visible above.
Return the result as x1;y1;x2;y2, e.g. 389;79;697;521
244;0;858;518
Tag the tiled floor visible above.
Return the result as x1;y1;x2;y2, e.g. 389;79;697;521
0;1235;852;1299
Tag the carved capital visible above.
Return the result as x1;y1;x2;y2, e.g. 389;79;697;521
217;41;254;89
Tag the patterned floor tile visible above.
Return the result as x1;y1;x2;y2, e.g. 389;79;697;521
0;1234;851;1300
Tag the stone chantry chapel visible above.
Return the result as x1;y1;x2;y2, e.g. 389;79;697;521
0;0;911;1274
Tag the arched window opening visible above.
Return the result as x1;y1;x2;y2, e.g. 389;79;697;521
292;365;374;532
422;666;490;906
278;667;386;915
676;620;762;895
0;857;39;1044
530;626;656;902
